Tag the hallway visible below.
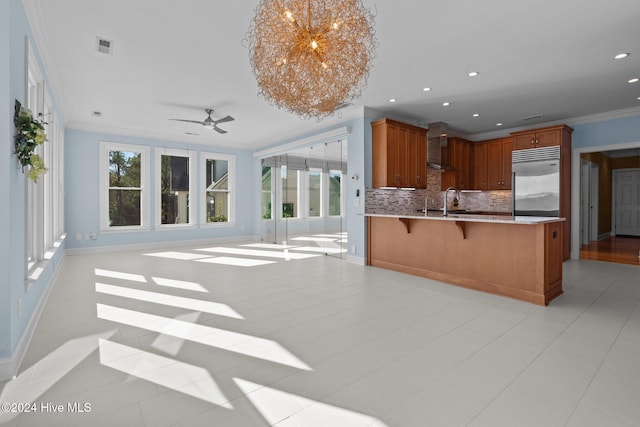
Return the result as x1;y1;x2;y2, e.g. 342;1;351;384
580;236;640;266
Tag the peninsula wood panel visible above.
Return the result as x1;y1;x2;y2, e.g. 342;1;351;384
367;216;563;305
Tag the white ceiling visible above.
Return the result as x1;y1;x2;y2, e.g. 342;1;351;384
23;0;640;150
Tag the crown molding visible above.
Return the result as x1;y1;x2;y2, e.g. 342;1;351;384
468;106;640;142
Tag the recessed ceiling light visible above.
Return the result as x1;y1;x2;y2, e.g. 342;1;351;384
628;78;639;83
496;123;503;126
614;53;630;60
468;71;479;77
442;101;451;107
472;113;480;117
389;98;397;103
422;87;431;92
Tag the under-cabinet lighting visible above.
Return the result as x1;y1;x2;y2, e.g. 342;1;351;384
400;187;416;191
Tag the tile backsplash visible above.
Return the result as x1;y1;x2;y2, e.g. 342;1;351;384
366;174;512;215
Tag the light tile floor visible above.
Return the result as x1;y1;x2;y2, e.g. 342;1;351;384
1;235;639;426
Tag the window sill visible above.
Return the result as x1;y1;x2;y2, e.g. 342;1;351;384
201;222;235;229
100;226;151;234
26;235;66;292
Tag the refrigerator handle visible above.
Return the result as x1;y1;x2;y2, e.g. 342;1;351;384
511;172;516;218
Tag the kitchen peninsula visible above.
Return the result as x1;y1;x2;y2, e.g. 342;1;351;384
366;213;564;305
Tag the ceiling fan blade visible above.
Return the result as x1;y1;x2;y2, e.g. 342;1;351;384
214;115;234;124
169;119;205;125
213;126;228;134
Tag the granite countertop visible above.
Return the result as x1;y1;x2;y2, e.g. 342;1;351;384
364;212;565;225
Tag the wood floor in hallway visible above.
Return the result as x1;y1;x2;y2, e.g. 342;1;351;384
580;235;640;265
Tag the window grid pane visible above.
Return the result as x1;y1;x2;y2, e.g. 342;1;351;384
308;168;321;217
161;155;190;224
329;170;342;216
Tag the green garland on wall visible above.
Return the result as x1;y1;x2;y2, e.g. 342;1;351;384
14;99;47;182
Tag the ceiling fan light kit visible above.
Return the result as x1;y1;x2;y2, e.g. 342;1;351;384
247;0;376;119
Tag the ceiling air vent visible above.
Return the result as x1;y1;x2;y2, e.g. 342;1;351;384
521;114;544;121
96;37;114;55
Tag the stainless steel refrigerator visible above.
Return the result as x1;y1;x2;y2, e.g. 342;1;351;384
512;146;560;217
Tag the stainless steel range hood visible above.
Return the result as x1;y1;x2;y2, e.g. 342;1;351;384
427;121;448;170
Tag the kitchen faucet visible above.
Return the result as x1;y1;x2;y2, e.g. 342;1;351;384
443;187;460;216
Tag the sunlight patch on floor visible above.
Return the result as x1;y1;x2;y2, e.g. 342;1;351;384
95;283;243;318
96;304;311;370
289;246;347;254
152;276;208;293
95;268;147;283
0;332;116;424
99;339;232;408
234;378;389;426
240;243;298;249
195;247;319;260
143;251;211;261
289;236;338;242
194;256;277;267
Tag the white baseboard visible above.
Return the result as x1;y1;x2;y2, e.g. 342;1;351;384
0;251;66;382
346;254;366;265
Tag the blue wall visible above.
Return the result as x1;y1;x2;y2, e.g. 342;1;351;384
64;129;256;250
0;0;66;363
572;114;640;149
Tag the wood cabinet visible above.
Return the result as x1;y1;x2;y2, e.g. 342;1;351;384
474;143;489;190
486;137;512;190
512;125;567;150
367;216;564;305
474;138;512;190
371;118;428;188
441;137;474;190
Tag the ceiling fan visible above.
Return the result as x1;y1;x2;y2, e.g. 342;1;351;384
169;109;234;134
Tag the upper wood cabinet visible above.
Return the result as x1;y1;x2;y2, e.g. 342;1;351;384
441;137;474;190
371;118;428;188
473;138;512;190
474;143;489;190
487;137;513;190
512;125;571;150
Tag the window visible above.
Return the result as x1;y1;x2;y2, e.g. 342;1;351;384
261;166;273;220
281;165;298;218
23;39;65;286
100;142;149;231
155;149;195;227
329;169;343;216
201;153;235;225
308;168;322;217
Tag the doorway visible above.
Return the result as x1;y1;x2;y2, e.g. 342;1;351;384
576;148;640;265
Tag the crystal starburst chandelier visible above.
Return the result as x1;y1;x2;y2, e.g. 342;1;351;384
247;0;376;119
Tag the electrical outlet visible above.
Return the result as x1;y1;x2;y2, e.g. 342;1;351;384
76;233;83;241
89;233;97;240
351;245;356;254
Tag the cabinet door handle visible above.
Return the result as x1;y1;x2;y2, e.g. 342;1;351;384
531;138;535;145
